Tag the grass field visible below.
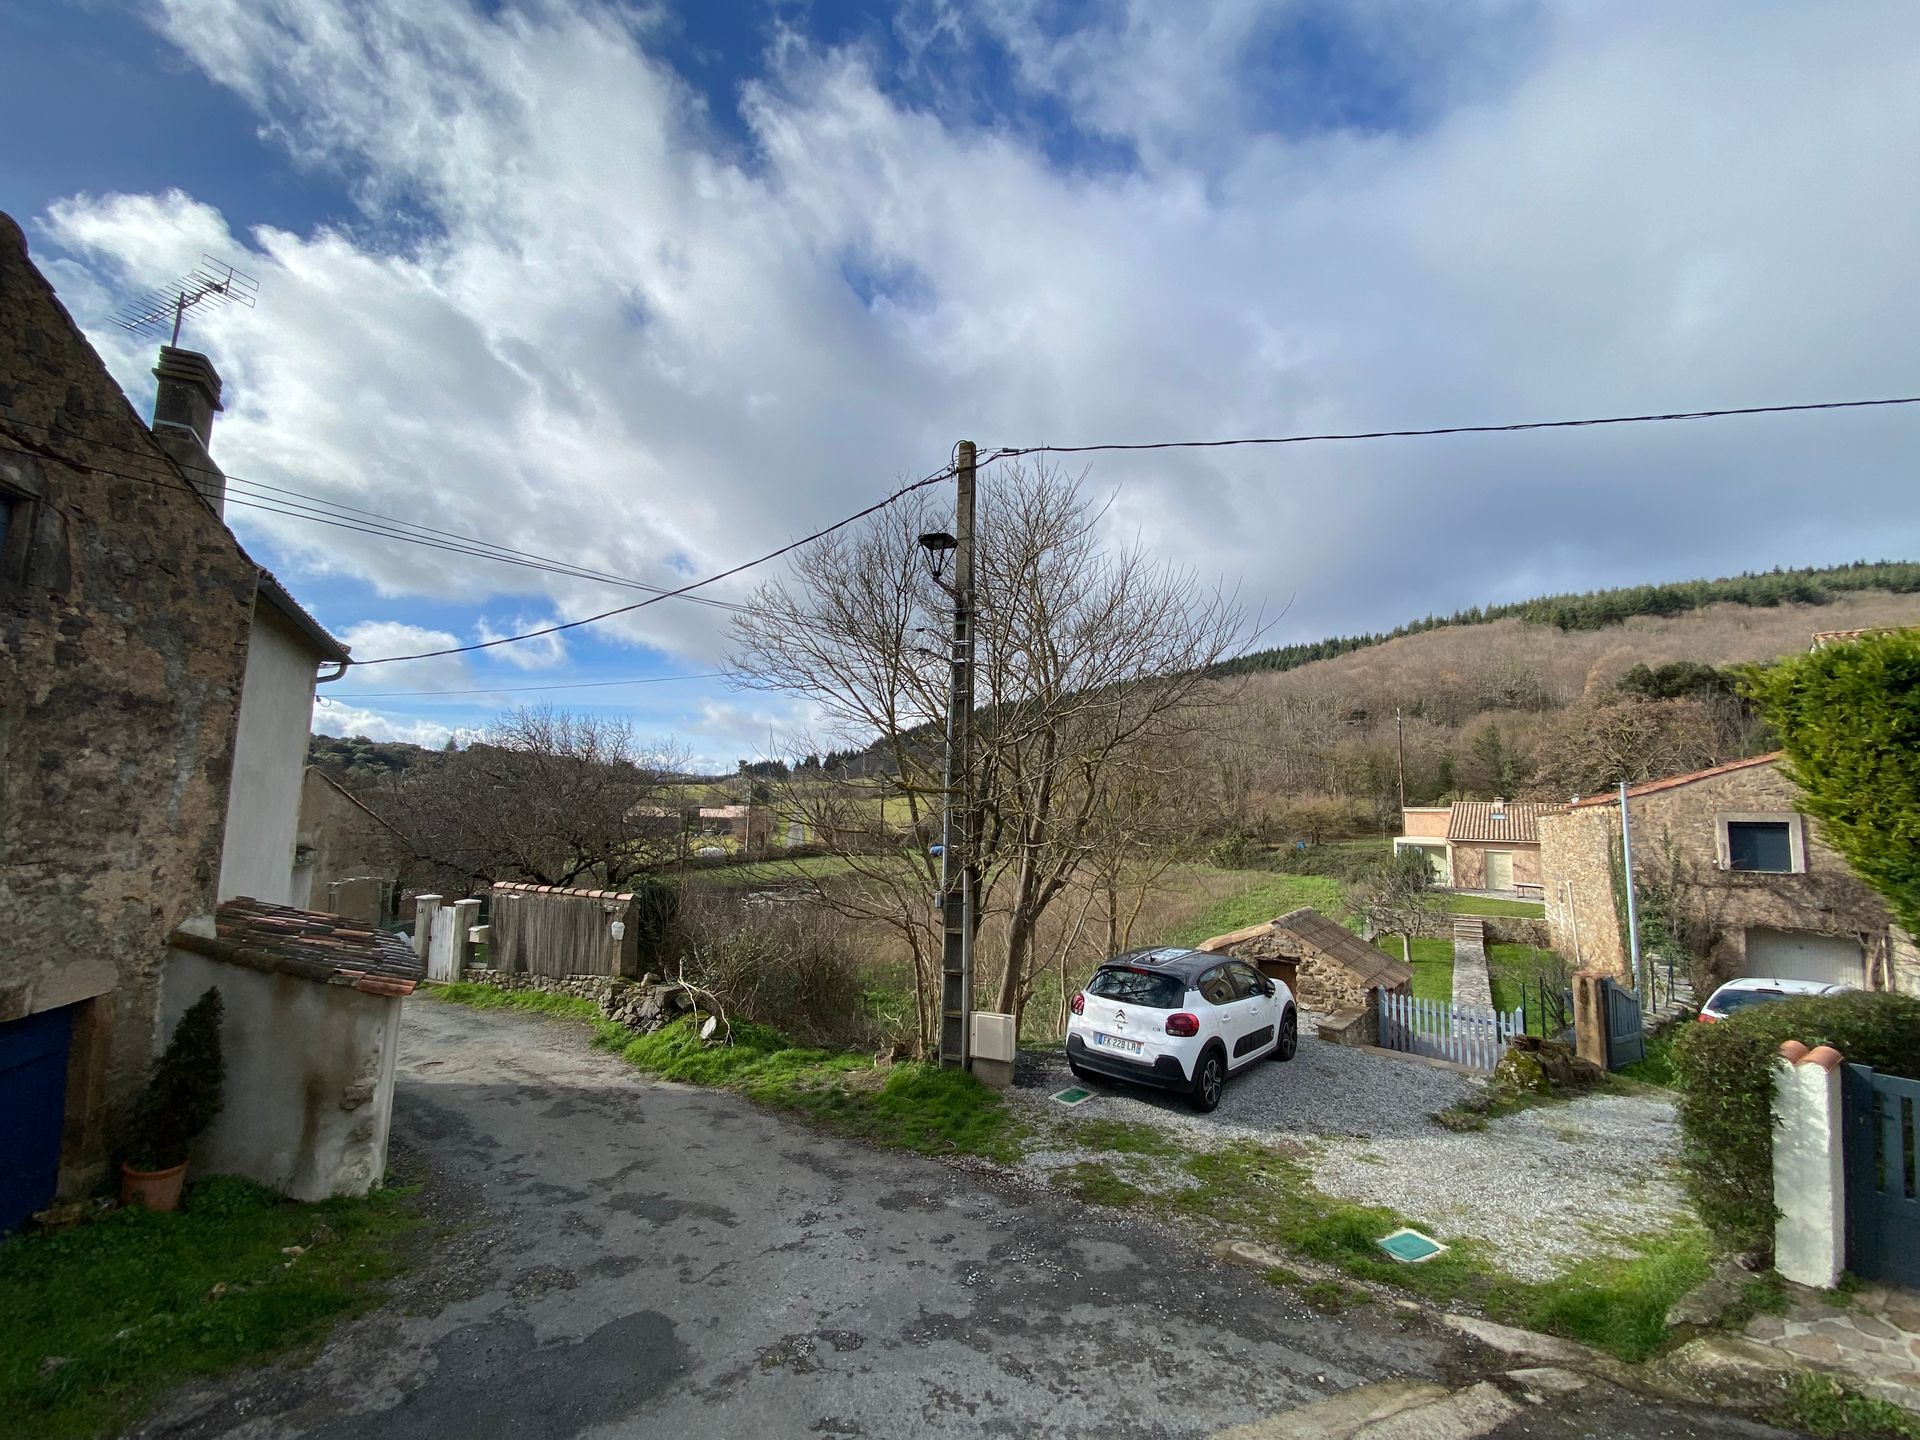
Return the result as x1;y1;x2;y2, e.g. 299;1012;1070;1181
1445;895;1546;918
686;854;872;889
1161;873;1347;947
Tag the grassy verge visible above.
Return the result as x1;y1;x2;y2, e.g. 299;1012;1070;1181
1157;1141;1709;1362
430;987;1024;1164
1373;937;1454;1003
1617;1026;1681;1088
1768;1375;1920;1440
0;1176;421;1440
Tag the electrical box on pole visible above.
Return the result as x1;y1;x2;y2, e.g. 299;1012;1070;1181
937;441;976;1069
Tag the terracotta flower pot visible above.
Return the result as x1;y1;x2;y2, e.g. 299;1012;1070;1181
120;1160;188;1212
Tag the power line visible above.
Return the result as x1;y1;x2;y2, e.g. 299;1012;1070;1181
979;394;1920;464
0;415;751;613
350;462;959;664
324;671;731;699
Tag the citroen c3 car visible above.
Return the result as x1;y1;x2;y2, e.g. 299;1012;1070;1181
1066;947;1297;1113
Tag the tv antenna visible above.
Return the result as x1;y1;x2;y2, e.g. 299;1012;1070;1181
109;256;259;347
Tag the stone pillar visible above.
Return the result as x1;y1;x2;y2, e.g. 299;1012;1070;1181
410;895;442;962
1572;970;1609;1071
1772;1041;1847;1289
449;899;481;981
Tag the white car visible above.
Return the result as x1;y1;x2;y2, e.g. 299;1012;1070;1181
1697;976;1849;1023
1066;947;1297;1113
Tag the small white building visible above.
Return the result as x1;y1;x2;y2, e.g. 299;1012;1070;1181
163;899;424;1200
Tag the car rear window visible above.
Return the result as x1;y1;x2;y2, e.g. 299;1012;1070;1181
1086;967;1186;1010
1710;988;1793;1014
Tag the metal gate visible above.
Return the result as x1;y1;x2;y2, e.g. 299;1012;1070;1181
0;1005;73;1233
1601;978;1644;1070
1844;1064;1920;1288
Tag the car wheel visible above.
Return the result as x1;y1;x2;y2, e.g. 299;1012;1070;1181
1272;1007;1298;1062
1188;1051;1225;1113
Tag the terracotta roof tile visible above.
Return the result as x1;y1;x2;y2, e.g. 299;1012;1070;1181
1445;801;1554;843
168;897;425;995
1269;907;1415;990
1568;752;1781;807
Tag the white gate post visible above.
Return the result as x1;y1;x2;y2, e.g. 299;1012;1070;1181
448;898;481;981
410;895;442;962
1773;1040;1847;1289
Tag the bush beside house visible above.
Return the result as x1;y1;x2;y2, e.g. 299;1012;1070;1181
1670;990;1920;1253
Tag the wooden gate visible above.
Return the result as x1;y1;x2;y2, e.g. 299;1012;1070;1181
1378;991;1522;1072
1844;1064;1920;1288
1601;978;1644;1070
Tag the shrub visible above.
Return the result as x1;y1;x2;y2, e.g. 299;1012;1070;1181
125;989;225;1170
1671;990;1920;1252
671;894;875;1051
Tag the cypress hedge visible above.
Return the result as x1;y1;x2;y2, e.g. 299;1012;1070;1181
1670;991;1920;1254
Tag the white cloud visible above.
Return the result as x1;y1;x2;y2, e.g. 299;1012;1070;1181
474;616;569;669
310;700;459;747
34;0;1920;698
332;620;472;690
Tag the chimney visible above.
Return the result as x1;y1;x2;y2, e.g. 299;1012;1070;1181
151;346;228;515
1491;796;1506;820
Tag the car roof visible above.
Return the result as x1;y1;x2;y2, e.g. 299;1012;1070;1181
1098;947;1218;984
1709;977;1843;996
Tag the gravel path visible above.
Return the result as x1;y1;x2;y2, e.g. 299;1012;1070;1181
1011;1029;1691;1282
1311;1093;1692;1281
1012;1025;1482;1146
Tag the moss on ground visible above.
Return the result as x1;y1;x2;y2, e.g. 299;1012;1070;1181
1769;1375;1920;1440
0;1176;421;1440
1050;1162;1148;1209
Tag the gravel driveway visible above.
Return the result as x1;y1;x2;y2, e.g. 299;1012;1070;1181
1011;1028;1692;1282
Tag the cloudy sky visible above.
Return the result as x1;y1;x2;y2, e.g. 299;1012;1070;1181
5;1;1918;766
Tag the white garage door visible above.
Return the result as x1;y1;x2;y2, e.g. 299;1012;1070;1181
1743;928;1865;987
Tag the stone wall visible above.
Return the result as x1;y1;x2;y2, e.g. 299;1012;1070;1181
457;967;698;1033
0;213;257;1196
293;768;421;916
1539;761;1912;991
1298;950;1379;1013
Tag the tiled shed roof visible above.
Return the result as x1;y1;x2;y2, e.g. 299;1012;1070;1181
1446;801;1554;843
169;897;424;997
1269;907;1414;990
1568;753;1781;807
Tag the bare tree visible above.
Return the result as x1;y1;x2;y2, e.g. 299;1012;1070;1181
367;706;688;892
731;462;1251;1044
1348;849;1445;967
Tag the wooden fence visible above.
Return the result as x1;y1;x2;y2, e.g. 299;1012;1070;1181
1377;991;1522;1072
489;883;641;978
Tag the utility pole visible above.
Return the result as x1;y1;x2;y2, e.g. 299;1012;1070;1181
937;441;977;1070
1395;707;1407;813
1618;779;1644;998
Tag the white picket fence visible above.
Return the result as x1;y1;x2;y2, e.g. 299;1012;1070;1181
1378;991;1523;1072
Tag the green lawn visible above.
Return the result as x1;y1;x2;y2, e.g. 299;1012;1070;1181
1163;873;1347;947
685;853;875;889
1374;937;1455;1003
1445;895;1546;918
1487;944;1565;1034
0;1177;420;1440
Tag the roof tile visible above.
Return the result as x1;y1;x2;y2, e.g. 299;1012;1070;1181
168;897;425;995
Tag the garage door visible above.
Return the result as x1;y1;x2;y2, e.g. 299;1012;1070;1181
0;1005;73;1233
1744;928;1866;987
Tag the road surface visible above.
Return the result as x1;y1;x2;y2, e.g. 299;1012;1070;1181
136;1000;1801;1439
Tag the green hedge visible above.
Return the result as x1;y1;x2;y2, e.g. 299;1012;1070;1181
1671;991;1920;1252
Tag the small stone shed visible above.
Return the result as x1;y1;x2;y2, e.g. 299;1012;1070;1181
163;898;424;1201
1200;906;1414;1013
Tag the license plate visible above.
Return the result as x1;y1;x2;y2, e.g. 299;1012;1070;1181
1096;1033;1143;1055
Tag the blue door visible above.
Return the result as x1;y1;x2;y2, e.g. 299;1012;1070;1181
0;1006;74;1233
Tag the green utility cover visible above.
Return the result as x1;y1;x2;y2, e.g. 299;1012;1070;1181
1376;1228;1448;1264
1053;1087;1096;1106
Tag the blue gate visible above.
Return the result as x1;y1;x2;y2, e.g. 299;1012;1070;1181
0;1005;74;1233
1601;978;1644;1070
1844;1064;1920;1289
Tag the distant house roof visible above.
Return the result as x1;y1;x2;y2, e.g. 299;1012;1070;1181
169;897;424;997
1445;801;1554;844
1568;752;1782;808
1203;907;1415;991
700;804;750;820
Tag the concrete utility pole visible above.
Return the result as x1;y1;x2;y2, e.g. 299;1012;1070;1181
937;442;977;1070
1618;779;1644;997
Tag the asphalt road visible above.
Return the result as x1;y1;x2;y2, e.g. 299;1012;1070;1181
135;1001;1804;1440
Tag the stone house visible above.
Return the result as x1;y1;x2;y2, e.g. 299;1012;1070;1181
293;767;422;922
0;213;356;1228
1537;754;1917;993
1200;906;1414;1013
1395;799;1550;894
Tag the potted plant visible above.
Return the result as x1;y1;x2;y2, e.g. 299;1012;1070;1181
121;987;225;1211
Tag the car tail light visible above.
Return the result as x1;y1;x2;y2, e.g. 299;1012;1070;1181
1165;1012;1199;1037
1070;992;1085;1016
1696;1012;1717;1023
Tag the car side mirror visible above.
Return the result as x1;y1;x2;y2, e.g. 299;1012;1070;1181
1261;981;1276;997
